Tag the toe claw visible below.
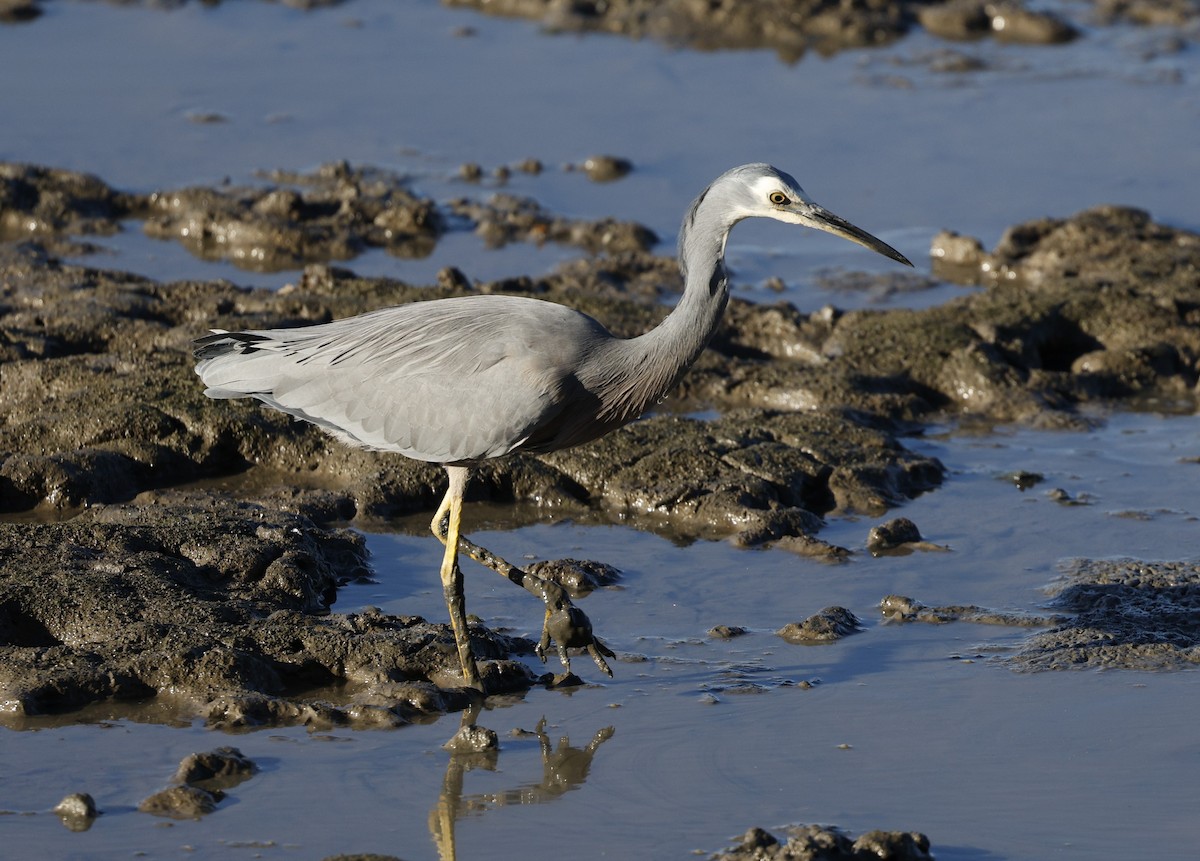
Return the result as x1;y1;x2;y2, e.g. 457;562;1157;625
587;640;614;677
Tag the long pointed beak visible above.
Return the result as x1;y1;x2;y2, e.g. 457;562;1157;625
796;203;913;267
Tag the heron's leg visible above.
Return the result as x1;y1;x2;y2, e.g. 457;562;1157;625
434;466;483;691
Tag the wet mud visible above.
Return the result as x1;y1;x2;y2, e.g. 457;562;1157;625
712;823;933;860
1012;558;1200;671
2;159;1199;725
881;558;1200;671
443;0;1082;59
440;0;1200;60
0;501;533;726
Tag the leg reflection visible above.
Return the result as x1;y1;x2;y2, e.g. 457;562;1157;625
429;714;616;861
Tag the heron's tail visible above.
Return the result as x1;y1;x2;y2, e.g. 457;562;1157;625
193;330;291;400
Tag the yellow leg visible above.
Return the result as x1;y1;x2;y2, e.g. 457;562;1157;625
431;466;483;691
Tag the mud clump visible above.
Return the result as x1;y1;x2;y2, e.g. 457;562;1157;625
866;517;922;553
778;607;863;644
714;823;933;860
443;0;1100;57
526;557;621;598
1092;0;1200;27
138;784;223;820
578;155;632;183
173;746;258;790
53;792;98;831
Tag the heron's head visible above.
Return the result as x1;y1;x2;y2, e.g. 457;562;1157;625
717;163;912;267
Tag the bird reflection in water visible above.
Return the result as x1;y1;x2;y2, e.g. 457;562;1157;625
429;713;615;861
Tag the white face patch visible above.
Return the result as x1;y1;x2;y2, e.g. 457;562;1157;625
744;172;820;224
753;173;811;203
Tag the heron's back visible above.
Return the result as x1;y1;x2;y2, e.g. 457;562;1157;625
195;295;615;464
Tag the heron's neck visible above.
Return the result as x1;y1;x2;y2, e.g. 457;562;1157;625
652;208;733;370
596;194;737;420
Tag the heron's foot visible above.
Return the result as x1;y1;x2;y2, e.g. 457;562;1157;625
535;604;615;678
442;530;616;679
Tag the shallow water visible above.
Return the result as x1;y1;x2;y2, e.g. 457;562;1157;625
3;1;1200;858
4;412;1198;859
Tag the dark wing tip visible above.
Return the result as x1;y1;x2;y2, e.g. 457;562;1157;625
193;331;269;360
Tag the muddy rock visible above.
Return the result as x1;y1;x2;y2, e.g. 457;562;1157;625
732;204;1200;425
0;160;658;277
173;746;258;789
918;0;1078;43
713;822;933;860
778;607;862;643
1010;558;1200;671
866;516;923;552
138;784;222;819
578;155;632;183
709;624;748;639
52;792;98;831
442;723;500;754
544;409;940;542
1001;469;1044;490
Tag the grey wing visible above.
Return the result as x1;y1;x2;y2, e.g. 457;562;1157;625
194;295;605;464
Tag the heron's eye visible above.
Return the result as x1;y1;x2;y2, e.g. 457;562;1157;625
769;191;789;206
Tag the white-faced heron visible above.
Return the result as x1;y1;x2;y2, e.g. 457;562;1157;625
194;163;912;691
